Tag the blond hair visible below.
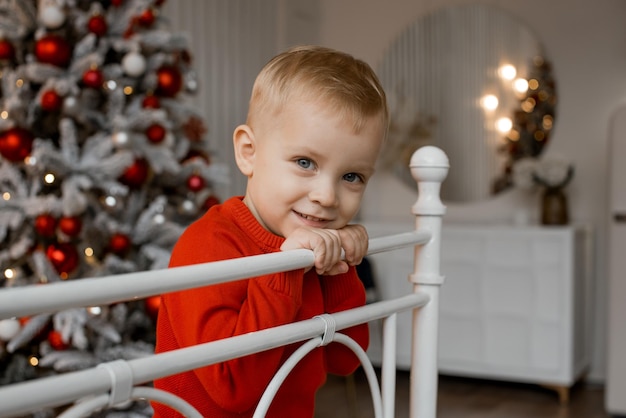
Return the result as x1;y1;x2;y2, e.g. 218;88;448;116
247;45;388;139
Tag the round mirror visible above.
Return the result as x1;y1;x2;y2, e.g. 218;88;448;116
377;4;557;203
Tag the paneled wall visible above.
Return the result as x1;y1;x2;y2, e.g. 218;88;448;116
163;0;320;198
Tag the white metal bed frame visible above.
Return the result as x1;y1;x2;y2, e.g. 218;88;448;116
0;146;449;418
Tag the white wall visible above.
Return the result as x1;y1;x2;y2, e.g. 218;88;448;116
317;0;626;382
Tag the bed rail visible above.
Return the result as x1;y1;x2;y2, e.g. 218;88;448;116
0;145;449;418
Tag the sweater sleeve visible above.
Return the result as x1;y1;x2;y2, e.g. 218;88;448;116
320;267;370;376
160;220;305;412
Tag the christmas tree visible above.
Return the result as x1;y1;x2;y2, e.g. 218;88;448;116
492;55;557;194
0;0;226;415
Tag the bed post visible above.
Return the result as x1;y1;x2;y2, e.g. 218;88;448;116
408;146;449;418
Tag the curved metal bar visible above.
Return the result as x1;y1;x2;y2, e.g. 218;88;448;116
58;387;202;418
253;333;384;418
253;337;323;418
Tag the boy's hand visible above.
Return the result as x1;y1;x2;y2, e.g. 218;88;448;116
280;224;368;276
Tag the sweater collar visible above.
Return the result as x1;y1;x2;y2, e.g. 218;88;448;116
226;196;285;252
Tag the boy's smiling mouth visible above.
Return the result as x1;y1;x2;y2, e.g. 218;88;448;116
294;210;328;224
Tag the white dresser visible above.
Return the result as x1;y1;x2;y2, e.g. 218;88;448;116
365;223;593;403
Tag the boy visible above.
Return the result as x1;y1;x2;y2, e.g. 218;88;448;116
153;45;388;417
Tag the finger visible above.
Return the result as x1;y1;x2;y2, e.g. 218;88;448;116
339;225;368;265
309;229;340;274
324;261;349;276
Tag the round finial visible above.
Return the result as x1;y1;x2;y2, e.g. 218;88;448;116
410;145;449;183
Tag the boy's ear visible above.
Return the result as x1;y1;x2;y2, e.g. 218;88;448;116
233;124;256;176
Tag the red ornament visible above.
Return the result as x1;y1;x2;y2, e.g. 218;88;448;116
0;127;34;162
46;242;79;275
109;232;131;256
142;94;160;109
111;0;124;6
34;35;72;67
87;14;108;37
40;89;62;112
0;39;15;61
34;214;57;237
137;8;156;27
155;65;182;97
47;330;69;350
119;157;149;188
145;123;166;144
186;174;205;192
144;295;161;320
58;216;82;237
203;195;220;211
82;68;104;89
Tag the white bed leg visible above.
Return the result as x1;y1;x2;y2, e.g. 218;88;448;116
408;146;449;418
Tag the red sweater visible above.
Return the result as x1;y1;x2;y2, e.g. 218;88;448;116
153;197;369;417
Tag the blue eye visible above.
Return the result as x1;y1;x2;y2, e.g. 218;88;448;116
343;173;363;183
297;158;313;169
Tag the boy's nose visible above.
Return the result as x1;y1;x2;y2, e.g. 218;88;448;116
309;179;338;207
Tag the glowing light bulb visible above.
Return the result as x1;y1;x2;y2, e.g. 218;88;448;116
514;78;529;94
496;117;513;133
498;64;517;80
481;94;499;111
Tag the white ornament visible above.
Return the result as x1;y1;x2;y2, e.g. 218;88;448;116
63;96;78;113
113;131;129;146
39;5;65;29
179;199;196;216
0;318;21;341
122;51;147;77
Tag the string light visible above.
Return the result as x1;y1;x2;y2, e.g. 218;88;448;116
481;94;499;111
498;64;516;80
496;117;513;133
513;78;529;94
87;306;102;315
44;173;56;184
2;192;10;200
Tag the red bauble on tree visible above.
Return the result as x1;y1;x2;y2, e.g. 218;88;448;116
145;123;166;143
203;195;220;211
144;295;161;320
46;242;79;275
108;233;132;256
0;127;34;162
87;14;108;37
137;8;156;27
186;174;205;192
34;214;57;238
40;89;62;112
82;67;104;89
155;65;182;97
47;330;69;350
34;34;72;67
119;157;149;188
142;94;160;109
0;39;15;61
58;216;82;237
